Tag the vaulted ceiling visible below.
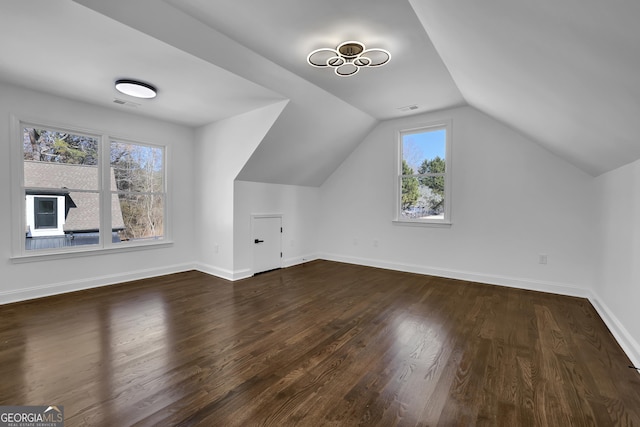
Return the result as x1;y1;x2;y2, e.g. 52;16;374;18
2;0;639;184
410;0;640;176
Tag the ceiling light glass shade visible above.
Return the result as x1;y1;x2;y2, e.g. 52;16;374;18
307;40;390;77
115;79;157;99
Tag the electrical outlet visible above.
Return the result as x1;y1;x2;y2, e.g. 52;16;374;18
539;254;547;264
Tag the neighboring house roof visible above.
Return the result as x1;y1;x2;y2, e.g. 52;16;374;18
24;161;125;232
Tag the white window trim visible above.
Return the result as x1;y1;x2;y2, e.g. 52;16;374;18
393;119;453;227
9;115;172;260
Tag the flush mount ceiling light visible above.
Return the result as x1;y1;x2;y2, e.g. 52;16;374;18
114;79;157;99
307;40;391;77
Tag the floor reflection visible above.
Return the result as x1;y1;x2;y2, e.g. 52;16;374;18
15;291;173;424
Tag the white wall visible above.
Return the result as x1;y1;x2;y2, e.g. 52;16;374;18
0;82;196;303
193;101;288;279
594;160;640;366
234;180;320;275
319;106;596;295
2;82;638;369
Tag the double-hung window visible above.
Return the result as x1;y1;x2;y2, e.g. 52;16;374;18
14;120;167;256
33;197;59;230
396;120;452;225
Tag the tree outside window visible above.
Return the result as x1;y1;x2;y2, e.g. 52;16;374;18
398;122;451;223
111;141;165;242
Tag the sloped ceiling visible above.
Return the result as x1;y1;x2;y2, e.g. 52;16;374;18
72;0;378;186
163;0;465;120
3;0;640;183
0;0;284;127
409;0;640;176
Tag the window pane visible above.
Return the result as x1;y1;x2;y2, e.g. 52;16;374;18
35;198;57;228
402;129;446;174
400;178;445;220
23;127;98;190
115;193;164;243
111;141;164;192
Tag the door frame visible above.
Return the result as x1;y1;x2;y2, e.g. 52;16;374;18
250;213;283;275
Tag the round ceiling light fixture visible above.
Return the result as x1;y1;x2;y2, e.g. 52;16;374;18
307;40;391;77
115;79;157;99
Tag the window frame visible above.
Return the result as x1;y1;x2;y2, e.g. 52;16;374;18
394;119;452;226
10;115;171;260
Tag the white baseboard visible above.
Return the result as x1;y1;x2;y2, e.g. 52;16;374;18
194;262;252;281
588;292;640;369
0;262;195;305
194;256;319;281
320;252;640;368
5;254;638;370
319;253;589;298
283;253;319;268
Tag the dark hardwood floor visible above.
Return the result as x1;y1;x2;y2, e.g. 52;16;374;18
1;260;639;426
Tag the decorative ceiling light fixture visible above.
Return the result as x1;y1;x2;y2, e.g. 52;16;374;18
114;79;157;99
307;41;391;77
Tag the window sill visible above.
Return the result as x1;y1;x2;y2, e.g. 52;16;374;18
392;220;452;228
10;240;173;263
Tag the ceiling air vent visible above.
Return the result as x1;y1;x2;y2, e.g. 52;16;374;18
113;98;140;108
398;104;419;112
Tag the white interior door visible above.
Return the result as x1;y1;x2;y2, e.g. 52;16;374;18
252;215;282;274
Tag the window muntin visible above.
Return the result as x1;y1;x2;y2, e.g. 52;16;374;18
398;122;451;224
17;122;167;255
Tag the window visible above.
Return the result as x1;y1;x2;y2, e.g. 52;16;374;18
15;121;167;255
397;121;451;224
110;140;165;242
34;197;58;229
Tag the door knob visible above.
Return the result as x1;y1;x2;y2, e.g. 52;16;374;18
254;239;264;244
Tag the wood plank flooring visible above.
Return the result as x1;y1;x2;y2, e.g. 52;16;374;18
1;260;639;426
